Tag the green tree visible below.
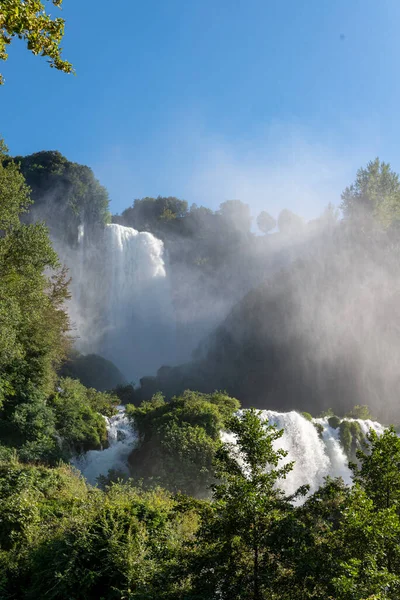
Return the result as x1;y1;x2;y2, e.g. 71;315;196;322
0;144;70;400
351;426;400;511
345;404;373;420
330;428;400;598
275;476;400;600
341;158;400;228
0;0;73;84
256;210;276;234
120;196;188;234
267;477;351;599
190;409;307;600
332;485;400;600
14;150;111;244
48;377;118;454
285;429;400;599
127;390;240;497
0;142;71;460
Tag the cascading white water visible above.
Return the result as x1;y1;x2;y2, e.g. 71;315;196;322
345;418;386;438
313;417;352;485
73;407;386;493
72;406;137;485
223;411;386;498
66;223;176;379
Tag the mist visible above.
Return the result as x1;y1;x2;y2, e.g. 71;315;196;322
191;214;400;422
18;148;400;422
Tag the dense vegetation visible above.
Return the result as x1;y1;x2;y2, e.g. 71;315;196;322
13;150;111;244
2;409;400;599
126;390;240;496
0;142;118;463
3;134;400;597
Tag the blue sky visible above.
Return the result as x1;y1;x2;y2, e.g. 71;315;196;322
1;0;400;219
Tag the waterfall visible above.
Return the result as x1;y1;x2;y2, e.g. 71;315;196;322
66;223;176;379
73;408;386;493
313;417;352;484
72;406;137;485
223;411;385;498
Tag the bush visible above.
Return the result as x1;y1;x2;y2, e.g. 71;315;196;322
127;390;240;496
0;462;198;600
0;386;62;464
344;405;372;420
49;378;118;454
114;383;138;405
302;411;313;421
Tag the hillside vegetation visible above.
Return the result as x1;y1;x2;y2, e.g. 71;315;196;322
3;144;400;597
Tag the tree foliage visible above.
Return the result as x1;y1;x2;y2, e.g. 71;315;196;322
14;150;111;244
341;158;400;228
126;390;240;497
0;461;198;599
119;196;189;235
0;143;70;408
190;409;307;600
0;0;73;84
49;377;118;453
218;199;252;234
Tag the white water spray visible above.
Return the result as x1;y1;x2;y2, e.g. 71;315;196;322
73;407;386;493
72;406;137;485
65;223;176;379
223;411;385;498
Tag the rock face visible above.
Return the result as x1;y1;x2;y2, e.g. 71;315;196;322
59;353;126;391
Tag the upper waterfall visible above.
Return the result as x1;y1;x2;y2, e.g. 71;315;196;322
65;223;176;379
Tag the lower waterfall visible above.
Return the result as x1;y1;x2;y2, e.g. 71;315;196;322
72;406;137;485
222;411;386;497
73;409;386;494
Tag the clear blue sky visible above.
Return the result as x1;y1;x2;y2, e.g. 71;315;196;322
1;0;400;219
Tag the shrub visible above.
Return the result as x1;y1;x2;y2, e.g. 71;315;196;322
127;390;240;496
49;378;118;454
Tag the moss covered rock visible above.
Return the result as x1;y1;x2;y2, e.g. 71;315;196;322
328;415;341;429
339;420;366;460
